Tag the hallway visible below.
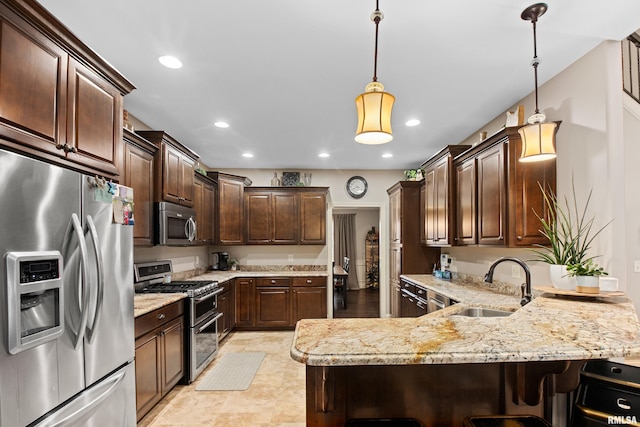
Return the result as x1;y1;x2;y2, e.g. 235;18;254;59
333;288;380;318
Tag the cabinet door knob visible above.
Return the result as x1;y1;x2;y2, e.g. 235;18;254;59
271;279;276;284
58;143;77;153
498;235;504;240
516;236;523;241
306;280;312;284
157;313;166;320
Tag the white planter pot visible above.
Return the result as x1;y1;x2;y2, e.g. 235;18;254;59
549;264;577;290
576;275;600;294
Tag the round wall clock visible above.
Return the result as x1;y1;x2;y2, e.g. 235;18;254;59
346;176;368;199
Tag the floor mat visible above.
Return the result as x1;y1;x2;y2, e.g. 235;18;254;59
195;352;266;391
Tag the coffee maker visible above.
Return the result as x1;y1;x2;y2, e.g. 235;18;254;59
209;251;230;270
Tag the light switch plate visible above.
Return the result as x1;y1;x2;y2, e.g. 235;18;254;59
635;260;640;273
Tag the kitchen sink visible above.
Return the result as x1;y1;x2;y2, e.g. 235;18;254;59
450;307;514;318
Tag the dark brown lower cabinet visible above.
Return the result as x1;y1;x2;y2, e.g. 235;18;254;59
234;276;327;330
256;278;291;327
292;277;327;323
134;301;184;422
235;278;255;327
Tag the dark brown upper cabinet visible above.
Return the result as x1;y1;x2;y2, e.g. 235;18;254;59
122;129;158;246
421;145;470;247
207;172;247;245
244;187;328;245
0;0;134;179
245;190;298;244
452;126;556;247
136;130;198;208
193;173;216;245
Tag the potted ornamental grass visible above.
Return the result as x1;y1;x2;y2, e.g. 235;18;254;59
565;259;608;294
530;178;612;290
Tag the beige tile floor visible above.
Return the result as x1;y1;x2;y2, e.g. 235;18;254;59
137;331;306;427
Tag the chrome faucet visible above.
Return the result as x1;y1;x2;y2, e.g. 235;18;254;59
484;257;532;306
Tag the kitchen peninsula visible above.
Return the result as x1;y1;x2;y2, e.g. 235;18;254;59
291;275;640;426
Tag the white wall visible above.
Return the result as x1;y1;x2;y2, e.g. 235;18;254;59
623;97;640;308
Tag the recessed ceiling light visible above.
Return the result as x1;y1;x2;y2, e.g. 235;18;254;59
405;119;420;127
158;55;183;69
242;152;254;158
214;121;230;128
382;153;393;158
318;152;330;158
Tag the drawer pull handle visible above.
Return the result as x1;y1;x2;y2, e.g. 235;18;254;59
306;280;312;284
611;366;623;374
617;398;632;410
271;280;276;284
157;313;166;320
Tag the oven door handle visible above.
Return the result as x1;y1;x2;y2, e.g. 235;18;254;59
197;312;223;334
194;287;224;304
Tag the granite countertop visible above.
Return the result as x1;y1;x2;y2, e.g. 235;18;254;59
134;269;328;317
291;274;640;366
134;293;187;317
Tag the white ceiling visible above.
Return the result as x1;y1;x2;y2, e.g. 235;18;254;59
38;0;640;170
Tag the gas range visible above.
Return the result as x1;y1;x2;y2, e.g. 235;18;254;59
133;260;218;297
135;280;219;298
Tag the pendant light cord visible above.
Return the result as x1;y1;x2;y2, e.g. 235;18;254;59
531;18;540;114
372;0;381;83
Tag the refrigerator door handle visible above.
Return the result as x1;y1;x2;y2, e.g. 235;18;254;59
84;215;104;344
32;369;126;427
62;213;91;350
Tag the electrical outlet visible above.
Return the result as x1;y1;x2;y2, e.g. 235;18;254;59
635;260;640;273
288;254;294;262
512;265;521;279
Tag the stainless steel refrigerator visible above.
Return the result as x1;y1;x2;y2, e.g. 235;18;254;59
0;148;136;426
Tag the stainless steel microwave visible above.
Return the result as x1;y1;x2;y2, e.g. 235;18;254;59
154;202;197;245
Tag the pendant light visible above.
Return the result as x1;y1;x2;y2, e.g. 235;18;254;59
355;0;395;145
518;3;558;162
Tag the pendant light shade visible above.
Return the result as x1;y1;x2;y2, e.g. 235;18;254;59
518;3;558;162
355;82;395;144
355;2;394;144
518;119;558;162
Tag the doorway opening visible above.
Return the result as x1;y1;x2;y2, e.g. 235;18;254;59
332;207;380;318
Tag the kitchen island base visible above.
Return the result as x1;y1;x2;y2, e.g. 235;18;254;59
305;361;583;427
